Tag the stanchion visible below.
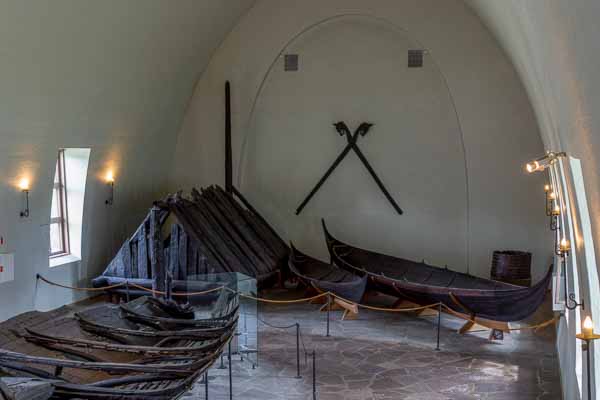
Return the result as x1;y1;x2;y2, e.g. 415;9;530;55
312;350;317;400
204;370;209;399
326;294;331;337
435;303;441;351
218;354;226;369
295;323;301;379
228;340;233;400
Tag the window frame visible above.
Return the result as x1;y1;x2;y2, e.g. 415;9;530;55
49;149;70;258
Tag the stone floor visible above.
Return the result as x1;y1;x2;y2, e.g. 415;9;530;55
183;291;562;400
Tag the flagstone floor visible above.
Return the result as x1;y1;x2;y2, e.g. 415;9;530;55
184;290;561;400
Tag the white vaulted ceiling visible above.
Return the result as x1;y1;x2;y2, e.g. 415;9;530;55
466;0;600;261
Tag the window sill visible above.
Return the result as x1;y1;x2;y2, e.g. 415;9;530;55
49;254;81;268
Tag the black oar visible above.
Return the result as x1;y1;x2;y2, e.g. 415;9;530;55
296;121;402;215
295;123;357;215
346;128;403;215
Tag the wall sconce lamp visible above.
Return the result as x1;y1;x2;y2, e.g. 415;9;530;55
576;316;599;400
525;151;567;173
545;189;556;216
105;171;114;206
550;205;561;231
18;178;30;218
558;238;584;310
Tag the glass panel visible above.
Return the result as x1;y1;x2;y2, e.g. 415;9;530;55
53;162;60;184
50;187;60;219
49;222;63;254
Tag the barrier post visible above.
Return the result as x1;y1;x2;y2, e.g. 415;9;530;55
436;303;441;351
204;371;209;399
312;350;317;400
326;293;331;337
228;340;233;400
296;323;301;379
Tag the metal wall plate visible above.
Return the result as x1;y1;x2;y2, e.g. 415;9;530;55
408;50;424;68
284;54;299;71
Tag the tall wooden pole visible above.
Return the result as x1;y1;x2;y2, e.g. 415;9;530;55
225;81;232;193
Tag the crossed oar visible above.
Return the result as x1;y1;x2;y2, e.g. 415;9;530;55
295;122;403;215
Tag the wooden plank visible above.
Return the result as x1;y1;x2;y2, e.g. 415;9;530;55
187;193;253;276
137;220;149;280
122;241;132;279
225;81;232;193
216;186;282;259
0;377;55;400
130;240;138;279
169;224;180;280
150;208;166;296
197;192;263;275
178;228;188;281
206;187;276;268
230;186;288;255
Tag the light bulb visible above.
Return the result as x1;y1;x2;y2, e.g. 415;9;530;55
560;238;571;253
105;170;114;183
549;192;556;200
18;178;30;191
583;316;594;337
552;205;561;216
544;184;551;193
526;161;539;173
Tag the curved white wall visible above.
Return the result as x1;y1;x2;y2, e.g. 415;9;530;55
466;1;600;398
0;0;254;321
170;0;551;280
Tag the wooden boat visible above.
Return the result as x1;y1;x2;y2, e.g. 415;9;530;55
119;292;238;331
0;295;238;399
322;220;552;335
75;305;235;345
288;244;366;320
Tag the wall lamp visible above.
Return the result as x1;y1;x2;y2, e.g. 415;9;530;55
558;238;584;311
525;151;566;173
105;171;114;206
577;316;599;400
550;205;561;231
545;188;556;216
18;178;30;218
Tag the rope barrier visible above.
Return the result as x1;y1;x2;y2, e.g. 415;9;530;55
36;274;126;292
36;274;556;332
127;282;226;297
224;287;330;304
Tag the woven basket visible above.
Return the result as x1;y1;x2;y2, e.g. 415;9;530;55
491;250;532;287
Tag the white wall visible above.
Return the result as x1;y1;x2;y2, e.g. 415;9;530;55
171;0;551;281
465;2;600;398
0;0;254;321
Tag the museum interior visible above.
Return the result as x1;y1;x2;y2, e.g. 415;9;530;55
0;1;597;399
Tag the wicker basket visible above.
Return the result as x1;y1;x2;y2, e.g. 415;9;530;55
491;250;532;287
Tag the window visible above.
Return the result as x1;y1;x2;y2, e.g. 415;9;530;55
50;149;70;257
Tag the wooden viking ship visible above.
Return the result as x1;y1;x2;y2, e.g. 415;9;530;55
322;220;552;335
0;294;238;399
288;244;367;319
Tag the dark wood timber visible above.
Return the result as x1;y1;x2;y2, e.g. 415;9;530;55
0;290;238;399
225;81;233;193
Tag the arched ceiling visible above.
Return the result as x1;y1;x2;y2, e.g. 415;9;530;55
466;0;600;273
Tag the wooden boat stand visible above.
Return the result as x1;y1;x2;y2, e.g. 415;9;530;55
448;292;509;340
391;283;509;340
299;280;359;321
